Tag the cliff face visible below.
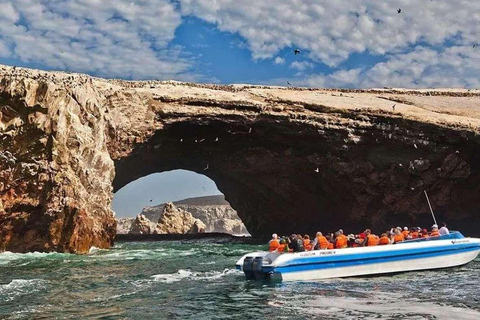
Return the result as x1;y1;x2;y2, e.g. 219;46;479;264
1;64;480;253
138;195;249;235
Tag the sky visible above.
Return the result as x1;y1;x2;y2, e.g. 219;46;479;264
112;170;222;218
0;0;479;88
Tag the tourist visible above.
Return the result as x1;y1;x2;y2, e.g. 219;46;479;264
439;222;450;235
334;231;347;249
289;234;305;252
421;228;430;238
402;227;410;238
303;234;313;251
379;233;390;245
393;228;405;243
363;229;379;246
430;225;440;237
311;232;329;250
278;238;287;252
410;227;419;239
268;233;280;251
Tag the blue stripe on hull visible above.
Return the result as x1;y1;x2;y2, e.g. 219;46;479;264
264;244;480;274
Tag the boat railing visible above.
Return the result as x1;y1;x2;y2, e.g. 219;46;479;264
400;231;464;244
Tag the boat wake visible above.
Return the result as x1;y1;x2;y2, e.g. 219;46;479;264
151;268;241;283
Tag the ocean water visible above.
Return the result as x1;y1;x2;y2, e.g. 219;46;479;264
1;240;479;319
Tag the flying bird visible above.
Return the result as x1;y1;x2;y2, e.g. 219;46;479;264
473;44;479;48
392;104;396;111
204;163;209;171
294;49;300;55
248;128;252;134
149;199;153;202
215;137;219;142
397;8;402;13
314;168;320;173
287;81;292;86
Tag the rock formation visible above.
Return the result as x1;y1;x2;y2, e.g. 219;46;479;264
154;203;206;234
1;64;480;253
129;214;156;235
136;195;249;235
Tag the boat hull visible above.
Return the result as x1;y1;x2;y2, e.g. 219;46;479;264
236;234;480;281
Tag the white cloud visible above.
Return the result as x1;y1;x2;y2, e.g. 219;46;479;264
303;46;480;88
179;0;480;67
290;61;314;71
274;56;285;65
0;0;202;80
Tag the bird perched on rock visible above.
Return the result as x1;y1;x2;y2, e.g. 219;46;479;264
392;104;396;111
294;49;300;55
397;8;402;13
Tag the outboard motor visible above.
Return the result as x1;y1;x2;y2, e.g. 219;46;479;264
243;257;254;280
252;256;269;280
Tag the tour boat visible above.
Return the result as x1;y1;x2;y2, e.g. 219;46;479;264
236;232;480;281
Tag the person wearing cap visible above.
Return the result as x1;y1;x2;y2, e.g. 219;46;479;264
393;227;405;243
402;227;410;239
268;233;280;251
439;222;450;235
430;225;440;237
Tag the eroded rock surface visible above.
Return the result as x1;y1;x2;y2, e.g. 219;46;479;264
154;203;206;234
137;195;249;235
1;64;480;252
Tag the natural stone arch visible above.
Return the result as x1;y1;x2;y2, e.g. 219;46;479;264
1;65;480;253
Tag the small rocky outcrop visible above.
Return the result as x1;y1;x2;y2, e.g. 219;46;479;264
129;214;156;234
116;217;134;234
154;203;206;234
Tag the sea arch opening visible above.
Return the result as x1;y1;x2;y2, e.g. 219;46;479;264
112;170;249;235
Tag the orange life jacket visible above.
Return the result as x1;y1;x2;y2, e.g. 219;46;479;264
327;242;334;250
422;233;429;238
268;239;280;251
366;234;379;246
379;236;390;245
316;235;329;249
303;239;312;251
393;233;405;243
335;236;347;249
277;243;286;253
411;231;419;239
402;230;409;238
430;231;440;237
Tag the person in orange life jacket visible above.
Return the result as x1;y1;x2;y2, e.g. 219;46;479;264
393;227;405;243
421;228;430;238
311;232;329;250
378;233;391;245
362;229;379;246
354;233;366;247
277;238;287;252
410;227;420;239
268;233;280;251
402;227;410;239
303;234;313;251
430;224;440;237
334;231;348;249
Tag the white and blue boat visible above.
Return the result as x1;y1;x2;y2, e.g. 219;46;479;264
236;232;480;281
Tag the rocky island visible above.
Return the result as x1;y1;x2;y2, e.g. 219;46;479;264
117;195;249;235
1;64;479;253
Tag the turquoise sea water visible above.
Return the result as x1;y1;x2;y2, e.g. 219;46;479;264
1;240;479;319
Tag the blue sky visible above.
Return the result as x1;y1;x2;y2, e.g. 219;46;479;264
0;0;479;88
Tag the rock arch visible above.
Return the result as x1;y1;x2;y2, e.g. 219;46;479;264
1;65;480;253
